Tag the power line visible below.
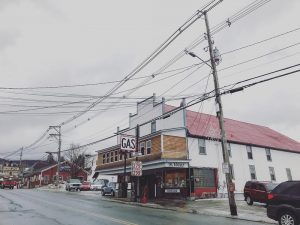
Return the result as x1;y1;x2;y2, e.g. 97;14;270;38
219;42;300;72
58;1;222;127
221;27;300;56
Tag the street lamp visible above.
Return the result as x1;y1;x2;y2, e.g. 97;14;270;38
186;41;237;215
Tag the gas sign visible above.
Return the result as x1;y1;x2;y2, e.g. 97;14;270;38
120;135;136;151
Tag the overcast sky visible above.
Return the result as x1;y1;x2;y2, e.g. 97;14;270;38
0;0;299;160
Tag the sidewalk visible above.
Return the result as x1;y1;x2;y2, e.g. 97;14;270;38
100;197;276;224
36;186;276;224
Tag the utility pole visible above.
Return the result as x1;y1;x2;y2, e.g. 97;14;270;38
19;147;23;170
19;147;23;187
49;126;62;187
204;11;237;216
123;150;127;198
135;124;140;202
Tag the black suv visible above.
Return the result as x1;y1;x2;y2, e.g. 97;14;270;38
244;181;278;205
267;181;300;225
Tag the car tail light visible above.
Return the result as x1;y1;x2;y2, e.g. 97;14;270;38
267;193;275;200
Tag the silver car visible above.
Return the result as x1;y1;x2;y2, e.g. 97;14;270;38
101;182;116;196
65;179;82;191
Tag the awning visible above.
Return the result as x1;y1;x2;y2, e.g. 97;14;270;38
95;159;190;175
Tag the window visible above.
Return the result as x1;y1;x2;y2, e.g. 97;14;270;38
151;121;156;133
198;139;206;154
269;167;276;181
165;171;186;188
115;151;118;161
265;148;272;161
140;142;145;155
257;184;266;191
102;154;106;164
106;153;110;163
286;168;292;181
229;164;235;180
119;151;123;161
227;143;232;157
146;140;152;154
249;165;256;180
247;146;253;159
43;175;49;185
110;152;114;162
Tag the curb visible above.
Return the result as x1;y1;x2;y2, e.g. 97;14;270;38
36;188;276;224
100;197;276;224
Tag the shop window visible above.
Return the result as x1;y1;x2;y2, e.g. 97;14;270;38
265;148;272;161
247;146;253;159
115;151;118;161
249;165;256;180
151;121;156;133
165;171;186;188
146;140;152;154
198;139;206;154
227;143;232;157
269;167;276;181
193;168;216;188
140;142;145;155
286;168;292;181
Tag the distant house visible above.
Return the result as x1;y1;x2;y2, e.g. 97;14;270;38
24;161;88;188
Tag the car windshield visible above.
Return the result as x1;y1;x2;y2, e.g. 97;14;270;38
69;179;81;183
265;182;278;191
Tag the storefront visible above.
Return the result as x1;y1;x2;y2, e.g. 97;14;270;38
96;159;190;200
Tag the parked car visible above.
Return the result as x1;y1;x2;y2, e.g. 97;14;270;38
267;181;300;225
101;182;116;196
65;179;82;191
244;181;278;205
91;179;109;191
0;179;16;189
80;181;91;191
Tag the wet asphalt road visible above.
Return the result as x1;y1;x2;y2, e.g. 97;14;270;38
0;189;270;225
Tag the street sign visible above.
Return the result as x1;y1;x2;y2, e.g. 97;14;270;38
222;162;230;174
120;135;136;151
131;161;142;176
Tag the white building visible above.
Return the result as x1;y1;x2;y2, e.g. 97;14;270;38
95;95;300;198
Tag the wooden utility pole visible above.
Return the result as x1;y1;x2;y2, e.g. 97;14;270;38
49;126;61;187
204;11;237;216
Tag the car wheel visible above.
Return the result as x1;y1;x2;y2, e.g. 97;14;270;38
111;190;115;197
279;211;297;225
101;191;105;196
246;196;253;205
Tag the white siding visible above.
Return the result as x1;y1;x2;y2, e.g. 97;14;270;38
188;137;300;192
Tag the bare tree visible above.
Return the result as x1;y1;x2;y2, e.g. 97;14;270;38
64;144;86;178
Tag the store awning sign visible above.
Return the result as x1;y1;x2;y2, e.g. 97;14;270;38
120;135;136;151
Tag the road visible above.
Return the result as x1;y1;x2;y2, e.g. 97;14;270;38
0;189;269;225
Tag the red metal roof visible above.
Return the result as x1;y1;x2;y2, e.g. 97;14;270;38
165;104;300;153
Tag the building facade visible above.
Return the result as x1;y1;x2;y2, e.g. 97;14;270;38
94;95;300;199
24;161;88;188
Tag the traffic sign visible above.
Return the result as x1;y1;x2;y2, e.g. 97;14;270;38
131;161;142;176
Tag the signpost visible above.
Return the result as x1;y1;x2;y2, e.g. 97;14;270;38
120;135;136;198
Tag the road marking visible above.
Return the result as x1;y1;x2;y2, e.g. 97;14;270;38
5;191;138;225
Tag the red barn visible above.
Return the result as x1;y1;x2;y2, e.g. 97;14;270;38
24;161;88;188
